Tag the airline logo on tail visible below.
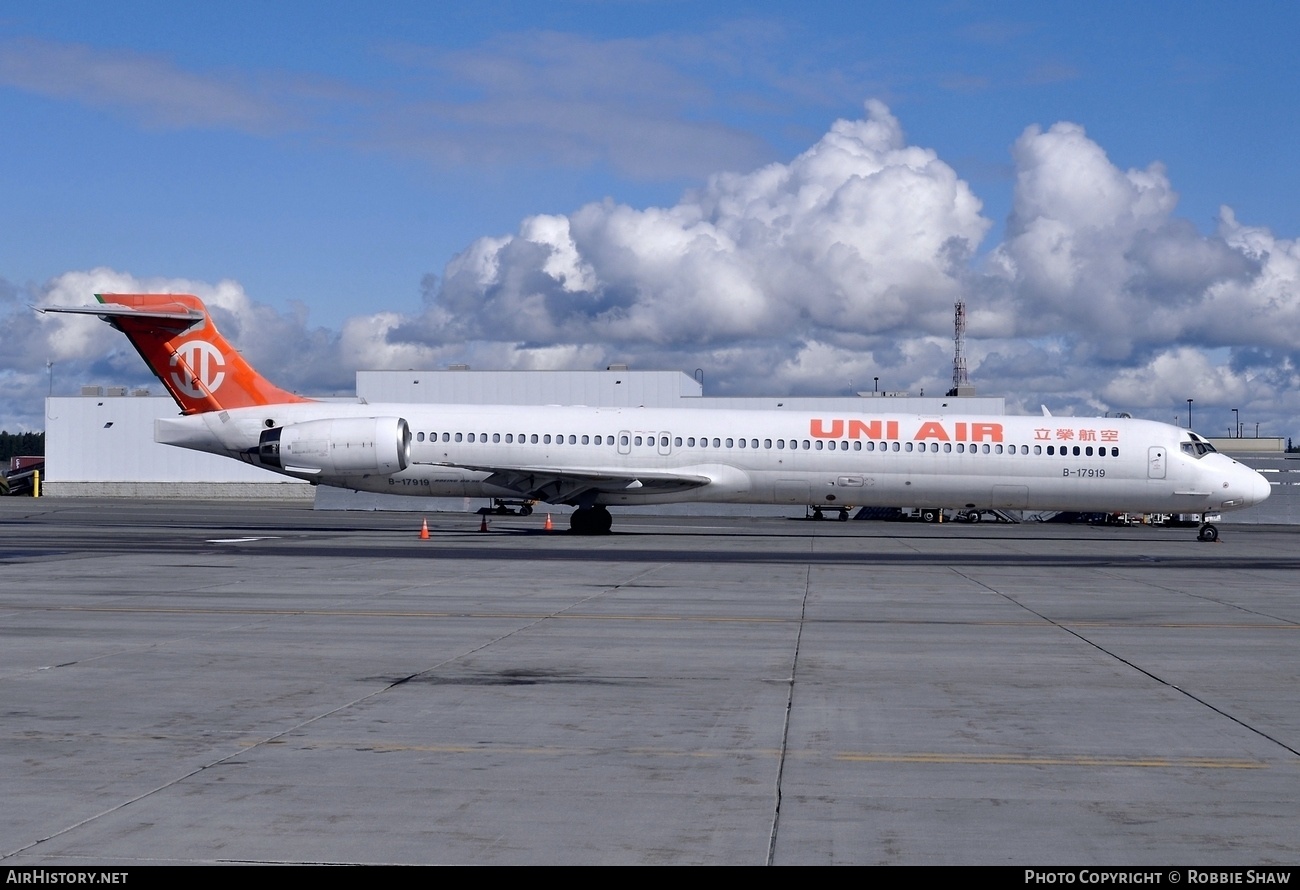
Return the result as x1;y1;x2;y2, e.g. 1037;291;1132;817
39;293;311;414
170;339;227;398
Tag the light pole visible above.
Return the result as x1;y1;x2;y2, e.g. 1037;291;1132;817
874;377;879;393
1187;398;1193;429
1233;408;1240;438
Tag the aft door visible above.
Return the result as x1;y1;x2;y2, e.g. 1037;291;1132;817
774;480;811;504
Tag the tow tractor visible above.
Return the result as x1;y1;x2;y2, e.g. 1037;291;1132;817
477;498;536;516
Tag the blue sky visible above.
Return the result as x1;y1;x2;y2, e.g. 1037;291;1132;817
3;1;1299;438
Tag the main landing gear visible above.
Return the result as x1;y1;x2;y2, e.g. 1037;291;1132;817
570;505;613;534
1197;523;1219;543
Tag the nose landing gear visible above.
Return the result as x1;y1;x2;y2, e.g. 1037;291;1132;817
1197;523;1219;543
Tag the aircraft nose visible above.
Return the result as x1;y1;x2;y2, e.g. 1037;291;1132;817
1243;465;1272;507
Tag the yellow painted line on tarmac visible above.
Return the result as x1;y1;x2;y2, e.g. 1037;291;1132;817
11;605;1300;630
833;752;1267;768
245;737;1278;770
15;604;789;623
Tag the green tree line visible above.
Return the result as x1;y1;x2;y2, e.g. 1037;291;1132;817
0;431;44;463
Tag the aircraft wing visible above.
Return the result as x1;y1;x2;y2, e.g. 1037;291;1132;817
422;461;711;504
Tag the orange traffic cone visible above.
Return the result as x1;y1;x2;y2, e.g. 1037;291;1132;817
544;513;553;531
420;518;429;540
480;515;489;532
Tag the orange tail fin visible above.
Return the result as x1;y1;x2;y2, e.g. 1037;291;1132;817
70;294;310;414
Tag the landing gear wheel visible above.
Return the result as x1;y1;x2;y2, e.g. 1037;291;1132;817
922;510;939;523
519;505;533;516
1197;524;1219;543
812;508;824;521
569;506;613;535
838;508;849;521
968;512;981;523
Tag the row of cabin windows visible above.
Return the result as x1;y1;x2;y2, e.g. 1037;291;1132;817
416;431;619;445
413;430;1120;458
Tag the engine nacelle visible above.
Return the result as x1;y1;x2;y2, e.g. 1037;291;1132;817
258;417;410;476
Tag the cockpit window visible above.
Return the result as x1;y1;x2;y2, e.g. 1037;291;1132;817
1180;440;1217;458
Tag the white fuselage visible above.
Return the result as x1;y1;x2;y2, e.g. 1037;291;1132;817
156;401;1272;516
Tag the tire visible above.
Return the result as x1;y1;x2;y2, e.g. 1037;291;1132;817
570;507;612;534
1198;524;1219;543
922;510;938;523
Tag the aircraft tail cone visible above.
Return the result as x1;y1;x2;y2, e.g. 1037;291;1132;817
544;513;553;531
480;515;489;532
419;518;429;540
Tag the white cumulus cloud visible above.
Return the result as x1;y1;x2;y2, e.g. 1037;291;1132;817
398;100;989;378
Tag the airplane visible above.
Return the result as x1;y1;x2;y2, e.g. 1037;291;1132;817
41;293;1270;540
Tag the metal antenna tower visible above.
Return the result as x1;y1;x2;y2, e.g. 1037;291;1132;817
947;301;973;397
